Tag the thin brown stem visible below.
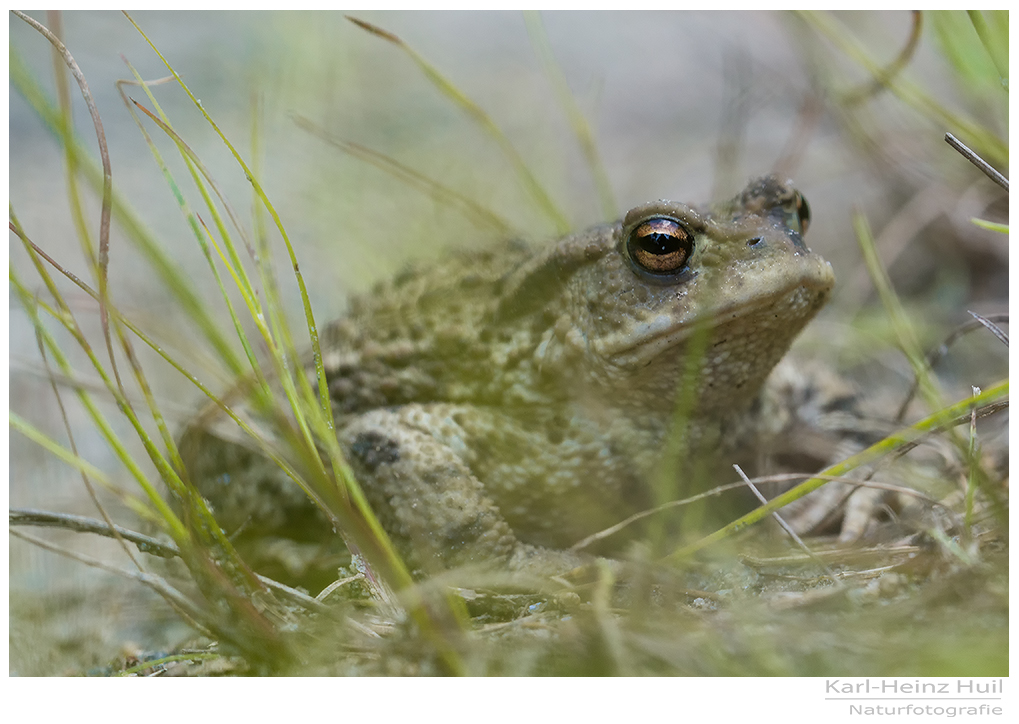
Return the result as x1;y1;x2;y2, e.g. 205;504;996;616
945;132;1009;191
13;10;119;390
842;10;923;106
894;313;1009;422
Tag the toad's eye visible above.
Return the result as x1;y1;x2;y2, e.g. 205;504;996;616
788;191;810;235
626;217;693;276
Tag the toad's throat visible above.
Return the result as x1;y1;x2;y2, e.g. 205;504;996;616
598;281;831;369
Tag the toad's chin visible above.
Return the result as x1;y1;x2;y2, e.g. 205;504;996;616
599;272;832;370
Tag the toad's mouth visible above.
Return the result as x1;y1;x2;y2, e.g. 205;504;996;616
597;261;834;369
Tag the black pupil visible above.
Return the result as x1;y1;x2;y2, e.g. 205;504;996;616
638;232;681;255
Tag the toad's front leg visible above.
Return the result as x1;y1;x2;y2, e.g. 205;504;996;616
341;405;590;577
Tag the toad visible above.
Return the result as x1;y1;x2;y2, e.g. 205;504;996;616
180;176;843;581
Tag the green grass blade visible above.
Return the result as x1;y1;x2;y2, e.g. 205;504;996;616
9;265;189;544
971;219;1008;233
9;46;245;377
123;15;469;671
9;411;156;523
293;115;516;235
797;10;1007;166
347;15;571;235
966;11;1008;83
124;11;333;429
853;210;942;413
14;11;120;393
524;11;617;221
855;210;1001;510
668;380;1008;560
122;92;274;405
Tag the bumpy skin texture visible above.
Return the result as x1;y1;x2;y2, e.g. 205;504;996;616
179;176;836;578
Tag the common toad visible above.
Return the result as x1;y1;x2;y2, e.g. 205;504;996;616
180;175;837;580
